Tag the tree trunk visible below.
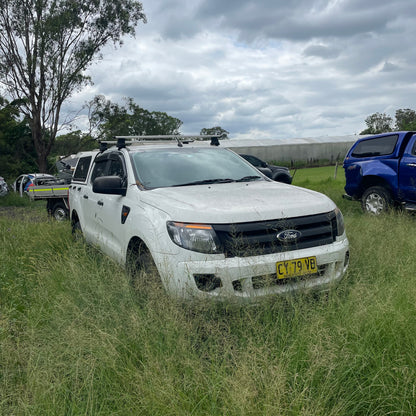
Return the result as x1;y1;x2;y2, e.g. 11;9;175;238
31;112;49;173
36;148;48;173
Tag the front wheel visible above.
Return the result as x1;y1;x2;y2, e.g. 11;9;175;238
71;219;84;242
361;186;392;214
126;240;161;292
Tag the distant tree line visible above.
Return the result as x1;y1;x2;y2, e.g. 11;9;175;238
88;95;183;140
0;94;228;179
360;108;416;134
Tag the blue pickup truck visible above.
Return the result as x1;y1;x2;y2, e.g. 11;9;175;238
343;131;416;214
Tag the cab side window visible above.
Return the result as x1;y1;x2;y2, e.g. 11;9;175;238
245;155;259;166
90;159;108;182
351;135;398;158
90;152;126;183
108;158;124;178
411;135;416;156
73;156;92;182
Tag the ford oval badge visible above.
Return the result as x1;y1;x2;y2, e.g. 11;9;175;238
277;230;301;243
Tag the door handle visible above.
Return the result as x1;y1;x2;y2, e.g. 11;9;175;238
83;194;88;199
97;200;104;206
406;163;416;168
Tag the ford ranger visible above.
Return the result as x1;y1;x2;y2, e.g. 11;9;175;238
69;136;349;302
343;131;416;214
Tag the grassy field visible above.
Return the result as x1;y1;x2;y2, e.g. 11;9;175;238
1;167;416;415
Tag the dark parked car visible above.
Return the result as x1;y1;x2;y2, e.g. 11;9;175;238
240;154;292;184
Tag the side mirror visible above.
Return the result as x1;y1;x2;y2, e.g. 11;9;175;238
93;176;126;196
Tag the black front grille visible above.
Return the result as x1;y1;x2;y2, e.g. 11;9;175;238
212;211;337;257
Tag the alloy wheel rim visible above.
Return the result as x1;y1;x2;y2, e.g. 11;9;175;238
365;193;384;214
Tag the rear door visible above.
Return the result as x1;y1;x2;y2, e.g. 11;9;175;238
399;134;416;202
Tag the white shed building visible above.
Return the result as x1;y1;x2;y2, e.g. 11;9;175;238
221;135;361;164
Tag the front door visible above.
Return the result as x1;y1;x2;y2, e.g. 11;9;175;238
399;135;416;203
90;152;128;261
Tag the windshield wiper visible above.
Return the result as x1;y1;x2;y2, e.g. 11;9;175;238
173;178;235;187
236;175;262;182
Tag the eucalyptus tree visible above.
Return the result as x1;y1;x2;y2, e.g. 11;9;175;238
200;126;230;139
0;96;35;176
395;108;416;131
360;113;393;135
0;0;146;172
89;95;183;140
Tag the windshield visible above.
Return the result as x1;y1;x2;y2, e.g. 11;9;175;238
130;147;264;189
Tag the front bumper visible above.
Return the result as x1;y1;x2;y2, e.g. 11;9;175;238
157;237;350;302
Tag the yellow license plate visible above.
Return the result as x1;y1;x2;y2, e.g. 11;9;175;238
276;256;318;279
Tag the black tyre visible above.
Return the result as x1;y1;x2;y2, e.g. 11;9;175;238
51;202;68;221
126;240;161;291
361;186;392;214
71;219;84;242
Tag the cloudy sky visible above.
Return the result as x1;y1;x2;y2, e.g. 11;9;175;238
68;0;416;140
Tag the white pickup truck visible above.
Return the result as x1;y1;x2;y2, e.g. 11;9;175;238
27;182;70;220
23;156;79;220
69;136;349;302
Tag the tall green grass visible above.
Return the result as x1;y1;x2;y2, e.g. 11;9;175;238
0;191;46;209
0;192;33;207
1;170;416;415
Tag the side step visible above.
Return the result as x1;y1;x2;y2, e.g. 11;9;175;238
404;202;416;211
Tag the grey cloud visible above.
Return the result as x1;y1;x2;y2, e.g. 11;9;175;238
380;62;400;72
161;19;201;40
192;0;416;42
303;44;340;59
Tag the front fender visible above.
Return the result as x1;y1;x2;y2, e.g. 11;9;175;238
124;201;179;260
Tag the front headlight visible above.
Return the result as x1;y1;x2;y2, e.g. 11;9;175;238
167;221;222;254
335;207;345;236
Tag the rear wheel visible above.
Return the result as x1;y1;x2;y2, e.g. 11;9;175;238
51;202;68;221
361;186;392;214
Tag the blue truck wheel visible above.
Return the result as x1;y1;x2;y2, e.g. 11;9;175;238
361;186;392;214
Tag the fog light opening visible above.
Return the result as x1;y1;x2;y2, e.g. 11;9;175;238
232;280;242;292
194;274;222;292
344;250;350;268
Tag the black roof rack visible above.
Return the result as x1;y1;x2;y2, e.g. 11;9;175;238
99;134;223;150
99;142;108;152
